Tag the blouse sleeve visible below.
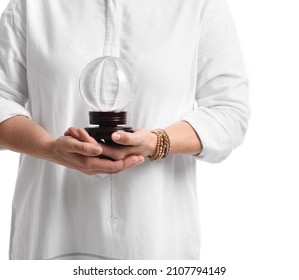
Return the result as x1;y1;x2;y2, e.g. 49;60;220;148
0;0;31;124
182;0;250;163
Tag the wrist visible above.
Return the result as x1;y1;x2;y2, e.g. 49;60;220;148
148;129;171;160
145;130;158;157
38;137;57;161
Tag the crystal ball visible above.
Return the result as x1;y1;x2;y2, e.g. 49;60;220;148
79;56;136;112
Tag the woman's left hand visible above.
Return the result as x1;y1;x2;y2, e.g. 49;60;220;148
65;127;157;161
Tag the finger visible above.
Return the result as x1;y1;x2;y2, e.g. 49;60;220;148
100;143;129;160
123;155;144;169
80;156;144;175
124;155;145;169
84;157;132;174
111;130;141;146
108;156;144;174
77;128;99;144
65;137;102;156
64;127;80;138
65;127;98;145
96;156;143;174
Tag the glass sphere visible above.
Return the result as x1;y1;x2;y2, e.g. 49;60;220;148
79;56;136;112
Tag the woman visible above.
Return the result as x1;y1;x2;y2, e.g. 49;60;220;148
0;0;249;259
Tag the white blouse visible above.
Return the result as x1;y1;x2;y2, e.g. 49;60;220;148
0;0;249;259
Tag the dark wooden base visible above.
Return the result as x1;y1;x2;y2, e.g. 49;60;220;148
85;126;133;143
85;111;133;144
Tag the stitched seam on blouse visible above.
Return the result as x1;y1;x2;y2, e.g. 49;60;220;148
9;0;25;42
0;0;28;99
1;0;25;43
198;0;230;40
47;252;118;260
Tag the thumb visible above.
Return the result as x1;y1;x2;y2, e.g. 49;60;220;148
111;131;136;146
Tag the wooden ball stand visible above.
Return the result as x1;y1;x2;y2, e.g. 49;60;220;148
85;111;133;144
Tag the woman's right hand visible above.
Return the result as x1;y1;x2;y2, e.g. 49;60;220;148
49;134;144;175
0;116;144;175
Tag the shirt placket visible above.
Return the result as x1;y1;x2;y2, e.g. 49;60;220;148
103;0;123;252
103;0;122;57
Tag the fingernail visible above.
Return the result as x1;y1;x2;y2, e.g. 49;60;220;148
93;145;102;154
113;133;121;141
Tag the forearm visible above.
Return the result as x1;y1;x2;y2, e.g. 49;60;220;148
165;121;203;156
0;116;54;160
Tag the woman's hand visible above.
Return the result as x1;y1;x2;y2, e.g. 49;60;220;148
65;121;203;166
60;127;146;174
65;127;157;161
0;116;143;175
50;136;142;175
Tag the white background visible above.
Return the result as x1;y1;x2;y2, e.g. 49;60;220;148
0;0;298;279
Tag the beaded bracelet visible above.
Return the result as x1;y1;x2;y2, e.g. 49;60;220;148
148;129;171;161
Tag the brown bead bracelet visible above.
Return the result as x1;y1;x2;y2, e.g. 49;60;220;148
148;129;171;161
